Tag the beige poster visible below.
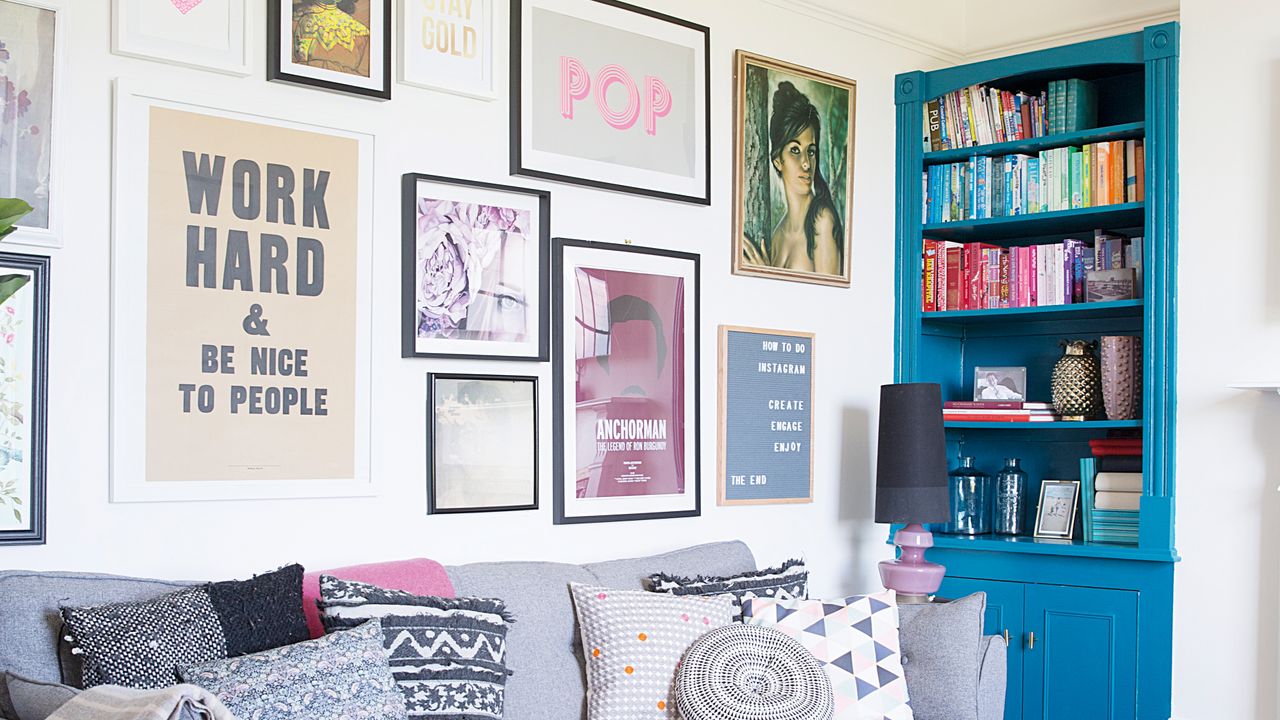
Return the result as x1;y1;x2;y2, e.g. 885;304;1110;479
143;106;359;483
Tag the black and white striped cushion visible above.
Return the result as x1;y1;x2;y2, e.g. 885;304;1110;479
647;559;808;621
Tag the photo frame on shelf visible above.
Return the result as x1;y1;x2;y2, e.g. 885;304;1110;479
1033;479;1081;539
973;366;1027;401
401;173;550;361
0;253;48;546
269;0;392;100
717;325;814;506
0;0;65;248
553;238;700;524
112;0;251;76
428;373;538;514
399;0;494;99
511;0;710;205
732;50;855;287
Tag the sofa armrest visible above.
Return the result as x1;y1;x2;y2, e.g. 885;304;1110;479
977;634;1008;720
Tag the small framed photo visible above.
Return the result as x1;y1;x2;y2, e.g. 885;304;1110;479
269;0;392;100
974;366;1026;402
1033;480;1080;539
428;374;538;514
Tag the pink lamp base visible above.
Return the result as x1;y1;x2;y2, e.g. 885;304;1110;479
879;523;946;603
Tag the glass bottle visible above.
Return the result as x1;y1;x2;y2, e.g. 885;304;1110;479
946;456;991;535
993;458;1028;535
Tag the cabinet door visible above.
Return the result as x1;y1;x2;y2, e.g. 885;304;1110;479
1023;584;1138;720
940;576;1023;720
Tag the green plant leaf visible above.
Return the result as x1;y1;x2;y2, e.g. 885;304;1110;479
11;497;20;506
0;199;34;239
0;274;30;308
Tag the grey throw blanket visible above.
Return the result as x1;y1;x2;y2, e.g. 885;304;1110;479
46;684;236;720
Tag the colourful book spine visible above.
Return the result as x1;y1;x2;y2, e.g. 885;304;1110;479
1124;139;1138;203
1026;158;1041;214
1096;142;1110;206
1135;140;1146;202
1081;143;1092;207
1059;148;1070;211
1029;245;1039;306
1111;140;1125;204
1070;148;1083;209
1081;457;1096;541
923;240;938;312
946;244;963;310
999;249;1011;308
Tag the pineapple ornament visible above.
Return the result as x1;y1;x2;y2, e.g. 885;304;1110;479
1051;340;1104;421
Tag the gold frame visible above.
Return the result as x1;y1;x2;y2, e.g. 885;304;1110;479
731;50;856;287
1033;480;1081;539
717;325;816;506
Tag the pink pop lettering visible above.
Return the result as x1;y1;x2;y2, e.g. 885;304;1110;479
594;64;640;130
644;75;672;136
560;56;590;120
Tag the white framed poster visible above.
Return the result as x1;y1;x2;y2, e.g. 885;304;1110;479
0;0;65;248
110;80;374;502
112;0;251;76
400;0;494;99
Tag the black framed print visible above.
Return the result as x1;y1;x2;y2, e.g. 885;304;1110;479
402;174;550;361
552;239;700;524
269;0;392;99
428;373;538;514
511;0;711;205
0;253;48;545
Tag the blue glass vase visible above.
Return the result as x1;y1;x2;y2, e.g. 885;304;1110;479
993;457;1027;535
946;456;991;535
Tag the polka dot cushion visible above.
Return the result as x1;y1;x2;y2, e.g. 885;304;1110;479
570;583;735;720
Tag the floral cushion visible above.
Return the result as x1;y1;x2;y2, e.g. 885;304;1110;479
179;619;407;720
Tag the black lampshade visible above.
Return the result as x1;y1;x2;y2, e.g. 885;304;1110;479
874;383;950;524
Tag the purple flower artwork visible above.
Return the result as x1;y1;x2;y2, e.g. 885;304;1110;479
0;1;57;233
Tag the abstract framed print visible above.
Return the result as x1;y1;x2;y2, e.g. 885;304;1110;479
552;239;700;524
732;50;855;287
110;81;374;502
511;0;710;205
269;0;391;99
113;0;251;76
0;253;47;545
399;0;494;99
0;0;65;248
428;373;537;514
401;174;549;361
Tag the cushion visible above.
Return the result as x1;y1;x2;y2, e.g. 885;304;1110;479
179;619;407;720
896;593;985;720
570;582;735;720
647;559;808;621
745;591;914;720
59;564;308;689
676;624;832;720
302;558;455;639
5;673;78;720
319;575;510;719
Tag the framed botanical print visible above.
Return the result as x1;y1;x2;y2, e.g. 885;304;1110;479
0;253;48;545
0;0;64;248
400;0;493;99
269;0;392;99
401;174;550;361
113;0;251;76
552;239;700;524
428;373;538;514
733;50;855;287
511;0;710;205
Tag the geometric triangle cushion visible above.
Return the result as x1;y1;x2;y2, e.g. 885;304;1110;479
745;590;913;720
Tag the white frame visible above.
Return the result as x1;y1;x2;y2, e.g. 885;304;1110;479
109;79;375;502
112;0;251;76
1;0;65;248
1033;480;1080;539
399;0;495;100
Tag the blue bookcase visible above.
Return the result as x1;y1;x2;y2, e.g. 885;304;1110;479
893;24;1178;720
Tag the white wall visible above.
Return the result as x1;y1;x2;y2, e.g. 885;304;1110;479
0;1;942;598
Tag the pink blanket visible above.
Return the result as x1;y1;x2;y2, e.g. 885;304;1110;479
302;558;454;638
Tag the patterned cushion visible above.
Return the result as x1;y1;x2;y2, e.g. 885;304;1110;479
676;624;832;720
647;559;807;621
745;591;913;720
319;576;511;719
570;583;735;720
59;565;309;689
179;619;407;720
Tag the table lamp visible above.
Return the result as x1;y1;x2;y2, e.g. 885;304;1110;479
875;382;950;603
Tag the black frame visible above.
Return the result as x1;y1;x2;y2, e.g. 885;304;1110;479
510;0;712;205
401;173;551;361
427;373;539;514
268;0;393;100
552;238;701;524
0;253;48;546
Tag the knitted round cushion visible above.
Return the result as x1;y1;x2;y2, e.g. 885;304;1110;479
676;624;833;720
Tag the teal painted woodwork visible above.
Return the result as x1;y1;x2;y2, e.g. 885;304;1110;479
894;23;1179;720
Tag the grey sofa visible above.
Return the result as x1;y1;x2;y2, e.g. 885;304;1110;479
0;541;1006;719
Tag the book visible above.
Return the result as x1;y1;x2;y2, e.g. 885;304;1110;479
926;99;943;152
1095;491;1142;511
1097;455;1143;473
1090;438;1143;449
1095;472;1144;492
945;245;963;310
943;414;1058;422
922;240;939;312
1081;456;1096;541
945;401;1055;410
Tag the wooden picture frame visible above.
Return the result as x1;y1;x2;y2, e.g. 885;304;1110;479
268;0;392;100
1033;479;1081;539
717;325;814;506
0;253;48;545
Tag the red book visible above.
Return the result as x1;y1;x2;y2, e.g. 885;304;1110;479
923;240;938;312
945;401;1055;410
946;246;963;311
1091;447;1143;457
1090;439;1143;448
944;414;1058;423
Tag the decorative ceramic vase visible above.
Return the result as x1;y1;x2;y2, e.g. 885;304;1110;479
1101;335;1143;421
1051;340;1103;421
945;456;991;535
993;458;1027;536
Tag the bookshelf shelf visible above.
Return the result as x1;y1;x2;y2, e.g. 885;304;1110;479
924;533;1178;563
922;202;1144;242
923;121;1147;166
943;419;1142;430
923;299;1142;324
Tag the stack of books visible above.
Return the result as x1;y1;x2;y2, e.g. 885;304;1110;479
943;401;1058;423
1080;437;1143;544
922;84;1048;152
